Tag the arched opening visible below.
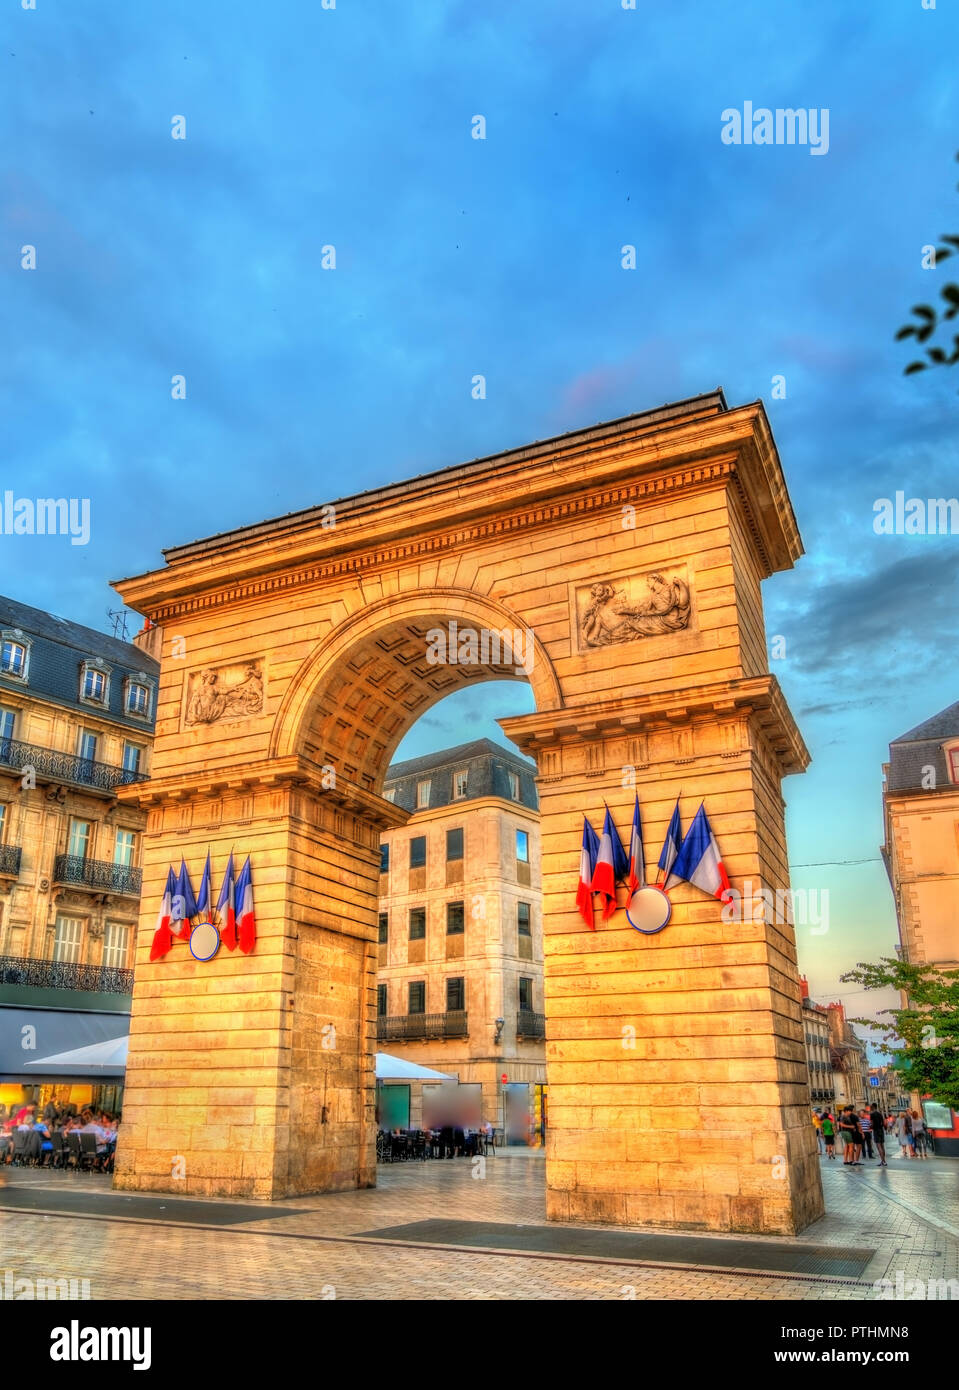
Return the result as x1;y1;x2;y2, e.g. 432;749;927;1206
276;605;551;1179
271;589;560;788
370;679;544;1160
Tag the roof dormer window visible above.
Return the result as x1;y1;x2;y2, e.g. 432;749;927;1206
124;675;154;719
79;658;110;707
0;631;31;683
946;742;959;785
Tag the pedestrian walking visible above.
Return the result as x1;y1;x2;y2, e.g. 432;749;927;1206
911;1110;929;1159
859;1107;874;1159
812;1109;825;1155
821;1110;836;1158
839;1106;862;1165
896;1110;914;1158
870;1105;887;1166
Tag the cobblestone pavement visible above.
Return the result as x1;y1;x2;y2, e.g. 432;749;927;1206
1;1150;956;1300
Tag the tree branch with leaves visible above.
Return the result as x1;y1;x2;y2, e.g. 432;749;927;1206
896;151;959;378
841;957;959;1109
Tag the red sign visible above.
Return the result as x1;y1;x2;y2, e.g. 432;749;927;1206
501;1074;508;1084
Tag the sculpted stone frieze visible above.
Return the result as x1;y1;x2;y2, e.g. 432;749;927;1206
578;571;691;649
184;660;264;727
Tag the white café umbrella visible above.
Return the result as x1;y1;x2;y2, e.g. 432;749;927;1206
375;1051;455;1082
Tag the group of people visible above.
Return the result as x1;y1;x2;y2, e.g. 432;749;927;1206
378;1121;495;1162
0;1101;119;1172
813;1106;931;1166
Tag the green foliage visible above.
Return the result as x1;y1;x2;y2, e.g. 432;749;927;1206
841;957;959;1109
896;153;959;380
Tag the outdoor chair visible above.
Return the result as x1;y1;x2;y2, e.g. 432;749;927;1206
65;1132;83;1172
77;1132;99;1172
50;1131;66;1169
10;1131;29;1166
22;1130;42;1165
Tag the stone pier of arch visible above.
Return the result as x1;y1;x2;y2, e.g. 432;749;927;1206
112;390;824;1235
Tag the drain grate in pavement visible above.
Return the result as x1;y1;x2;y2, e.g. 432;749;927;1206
0;1185;300;1227
359;1218;876;1278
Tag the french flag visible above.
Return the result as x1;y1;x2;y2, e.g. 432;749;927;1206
149;867;176;962
235;854;257;954
576;817;600;928
591;806;628;921
627;795;645;905
172;859;197;940
657;798;683;889
216;852;237;951
665;802;732;902
194;850;213;925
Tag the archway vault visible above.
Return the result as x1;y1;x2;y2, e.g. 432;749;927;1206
112;390;823;1235
272;588;561;789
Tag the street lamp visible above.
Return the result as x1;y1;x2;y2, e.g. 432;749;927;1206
493;1017;505;1044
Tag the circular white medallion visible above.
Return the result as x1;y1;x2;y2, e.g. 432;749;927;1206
625;886;672;935
189;921;221;961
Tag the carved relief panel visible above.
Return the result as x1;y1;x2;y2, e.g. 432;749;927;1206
182;659;264;728
574;568;691;651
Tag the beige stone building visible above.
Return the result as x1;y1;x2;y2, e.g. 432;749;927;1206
881;701;959;1151
826;1002;868;1109
0;598;157;1113
799;978;834;1108
868;1066;907;1117
882;702;959;971
376;739;545;1141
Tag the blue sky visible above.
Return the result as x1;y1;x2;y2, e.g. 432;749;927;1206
3;0;958;1036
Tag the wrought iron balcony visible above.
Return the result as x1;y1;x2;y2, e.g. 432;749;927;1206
0;844;21;876
0;954;133;996
377;1011;468;1042
53;854;142;896
0;736;148;794
516;1010;546;1040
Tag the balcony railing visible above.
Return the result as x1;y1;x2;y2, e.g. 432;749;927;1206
0;844;21;876
53;854;142;897
0;737;148;794
377;1011;468;1043
0;954;133;996
516;1010;546;1040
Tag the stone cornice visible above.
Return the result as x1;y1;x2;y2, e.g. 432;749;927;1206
115;754;411;831
113;402;802;623
499;674;810;778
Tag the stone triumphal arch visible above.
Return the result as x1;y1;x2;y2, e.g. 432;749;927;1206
113;390;824;1233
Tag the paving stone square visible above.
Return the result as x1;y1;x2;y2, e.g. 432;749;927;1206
2;1149;957;1301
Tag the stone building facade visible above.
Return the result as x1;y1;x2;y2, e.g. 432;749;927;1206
882;701;959;973
799;977;833;1107
826;1001;868;1109
0;597;157;971
882;701;959;1149
376;739;545;1140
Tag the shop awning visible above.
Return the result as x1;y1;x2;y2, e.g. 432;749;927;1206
0;1006;130;1080
375;1052;456;1081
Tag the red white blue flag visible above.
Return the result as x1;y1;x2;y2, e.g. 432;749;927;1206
149;866;176;962
627;795;645;905
665;802;732;902
216;852;237;951
235;854;256;954
194;850;213;925
576;817;600;928
591;806;628;921
657;798;683;889
172;859;197;940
